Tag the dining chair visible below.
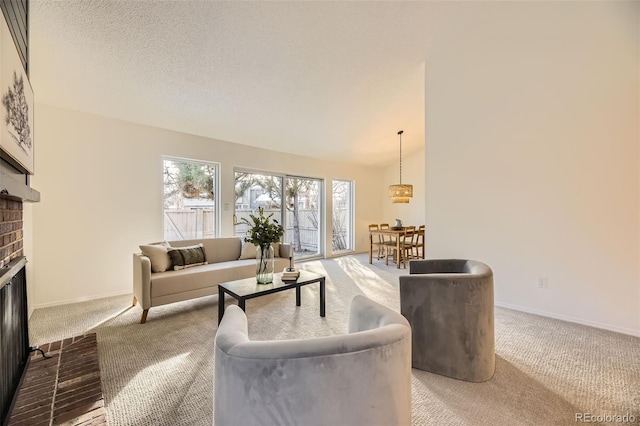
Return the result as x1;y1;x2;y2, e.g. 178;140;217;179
368;224;385;260
402;226;416;262
386;226;415;268
411;225;425;259
379;223;393;246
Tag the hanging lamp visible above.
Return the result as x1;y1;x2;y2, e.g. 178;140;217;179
388;130;413;203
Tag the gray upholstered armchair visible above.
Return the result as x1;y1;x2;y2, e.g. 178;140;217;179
399;259;495;382
214;295;412;426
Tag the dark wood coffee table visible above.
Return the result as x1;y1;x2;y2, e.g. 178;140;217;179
218;270;326;324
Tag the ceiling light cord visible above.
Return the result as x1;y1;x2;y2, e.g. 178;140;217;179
398;130;404;184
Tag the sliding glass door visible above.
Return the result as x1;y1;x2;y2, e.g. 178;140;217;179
284;176;322;259
234;170;323;260
234;171;283;238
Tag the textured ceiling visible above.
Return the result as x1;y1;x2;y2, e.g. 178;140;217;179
30;1;439;166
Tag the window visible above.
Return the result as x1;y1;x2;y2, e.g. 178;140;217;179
234;170;323;260
163;157;219;240
332;180;354;253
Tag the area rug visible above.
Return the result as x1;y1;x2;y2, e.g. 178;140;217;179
27;254;640;426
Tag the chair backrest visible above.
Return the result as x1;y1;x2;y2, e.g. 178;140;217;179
214;295;412;426
369;224;384;245
378;223;391;242
403;226;416;244
414;226;425;246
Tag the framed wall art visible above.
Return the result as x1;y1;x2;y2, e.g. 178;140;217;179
0;14;34;175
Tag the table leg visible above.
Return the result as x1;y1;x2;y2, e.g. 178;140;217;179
396;238;401;269
296;285;301;306
218;286;225;324
238;298;246;312
369;234;373;264
319;278;325;317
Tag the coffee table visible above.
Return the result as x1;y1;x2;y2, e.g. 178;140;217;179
218;270;326;324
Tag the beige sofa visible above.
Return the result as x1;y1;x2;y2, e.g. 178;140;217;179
133;237;292;323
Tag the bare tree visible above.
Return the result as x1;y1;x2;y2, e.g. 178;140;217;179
234;172;256;203
163;161;214;209
330;181;349;251
255;175;282;209
285;178;312;252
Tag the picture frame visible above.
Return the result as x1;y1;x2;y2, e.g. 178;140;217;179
0;14;34;175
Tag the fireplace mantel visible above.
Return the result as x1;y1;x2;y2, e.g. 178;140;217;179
0;163;39;203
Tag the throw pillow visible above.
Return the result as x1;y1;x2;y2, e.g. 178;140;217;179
168;244;207;270
239;242;257;260
272;242;281;258
140;241;172;273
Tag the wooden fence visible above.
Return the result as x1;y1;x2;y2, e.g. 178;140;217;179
235;209;319;253
164;209;215;241
165;208;348;253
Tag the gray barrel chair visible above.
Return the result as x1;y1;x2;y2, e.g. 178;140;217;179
399;259;495;382
214;294;412;426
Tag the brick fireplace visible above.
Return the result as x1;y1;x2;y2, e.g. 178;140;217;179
0;194;29;425
0;195;24;267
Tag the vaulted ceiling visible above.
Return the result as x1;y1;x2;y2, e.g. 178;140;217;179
30;1;442;166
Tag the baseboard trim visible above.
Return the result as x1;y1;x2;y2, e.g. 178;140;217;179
495;301;640;338
32;290;132;310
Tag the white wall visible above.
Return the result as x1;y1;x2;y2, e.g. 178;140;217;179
425;2;640;336
29;105;383;307
382;147;426;227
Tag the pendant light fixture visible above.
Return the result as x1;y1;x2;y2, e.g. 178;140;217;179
388;130;413;203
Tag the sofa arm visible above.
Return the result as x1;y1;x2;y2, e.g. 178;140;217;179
133;253;152;310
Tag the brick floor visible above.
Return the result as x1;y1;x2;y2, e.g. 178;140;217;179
8;334;106;425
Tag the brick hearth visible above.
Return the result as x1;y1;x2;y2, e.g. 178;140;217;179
7;334;106;425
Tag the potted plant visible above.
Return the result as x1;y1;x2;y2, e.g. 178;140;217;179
240;207;284;283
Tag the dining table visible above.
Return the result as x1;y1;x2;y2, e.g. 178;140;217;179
369;227;413;269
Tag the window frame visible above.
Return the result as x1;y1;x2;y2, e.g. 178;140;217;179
162;155;220;240
331;179;355;254
234;167;325;260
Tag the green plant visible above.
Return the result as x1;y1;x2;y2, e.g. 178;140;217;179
240;207;284;248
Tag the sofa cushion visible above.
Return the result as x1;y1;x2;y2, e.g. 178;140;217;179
240;242;284;259
168;244;207;270
140;242;172;273
239;243;257;260
150;258;291;298
169;238;242;264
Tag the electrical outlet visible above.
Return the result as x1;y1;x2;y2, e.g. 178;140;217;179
537;277;548;289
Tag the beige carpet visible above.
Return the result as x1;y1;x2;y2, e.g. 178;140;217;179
28;254;640;426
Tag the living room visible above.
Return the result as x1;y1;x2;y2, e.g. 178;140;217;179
4;1;640;425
